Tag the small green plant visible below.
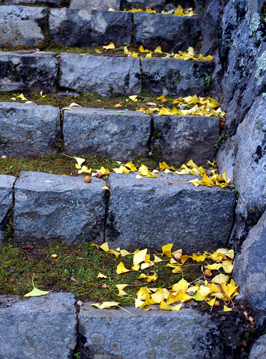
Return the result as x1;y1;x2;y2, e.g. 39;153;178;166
204;73;211;87
199;6;205;12
230;184;239;196
215;133;228;148
74;352;81;359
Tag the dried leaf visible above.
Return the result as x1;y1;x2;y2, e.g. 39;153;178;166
116;284;128;296
98;272;108;278
103;42;115;50
116;262;130;274
24;287;49;297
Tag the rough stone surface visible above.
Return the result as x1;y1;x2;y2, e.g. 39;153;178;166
63;108;151;161
105;172;235;251
233;210;266;311
121;0;166;10
151;114;219;164
70;0;120;11
14;172;106;244
249;334;266;359
0;6;48;47
0;51;58;93
0;293;77;359
217;95;266;248
133;12;202;52
141;58;214;96
5;0;61;6
201;0;222;56
60;53;141;96
0;175;16;243
0;103;60;157
79;305;223;359
49;9;132;47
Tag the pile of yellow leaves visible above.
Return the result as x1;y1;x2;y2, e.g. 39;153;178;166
74;156;231;190
136;94;226;119
126;5;196;16
90;242;239;312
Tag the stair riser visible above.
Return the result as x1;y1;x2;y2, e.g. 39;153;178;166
0;103;219;164
0;6;202;52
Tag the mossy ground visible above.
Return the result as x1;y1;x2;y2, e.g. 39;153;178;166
0;241;215;306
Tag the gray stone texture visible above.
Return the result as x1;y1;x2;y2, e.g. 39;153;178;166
151;114;219;164
5;0;62;6
0;174;16;243
60;53;141;96
49;9;132;47
105;172;235;252
249;334;266;359
233;210;266;311
217;95;266;248
220;0;266;135
0;293;77;359
0;51;58;93
121;0;166;11
0;103;60;157
79;305;223;359
133;12;202;53
201;0;222;56
70;0;120;11
141;58;214;96
63;108;151;161
14;172;106;244
0;6;48;47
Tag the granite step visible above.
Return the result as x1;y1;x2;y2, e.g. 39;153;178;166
0;171;235;251
0;6;202;52
0;103;219;163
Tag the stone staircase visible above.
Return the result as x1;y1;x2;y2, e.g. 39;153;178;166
0;0;250;358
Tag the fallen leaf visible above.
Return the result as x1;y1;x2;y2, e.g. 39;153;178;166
116;262;130;274
98;272;108;278
24;287;49;297
103;42;115;50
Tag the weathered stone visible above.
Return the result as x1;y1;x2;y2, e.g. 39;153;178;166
0;6;48;47
151;114;219;164
63;108;151;161
233;210;266;311
133;12;201;52
70;0;120;11
60;53;141;96
201;0;222;56
249;334;266;359
121;0;166;11
0;293;77;359
0;51;58;93
49;9;132;47
105;172;235;251
0;175;16;243
0;103;60;157
5;0;61;6
14;172;106;244
57;92;80;98
79;305;224;359
217;95;266;247
141;58;214;96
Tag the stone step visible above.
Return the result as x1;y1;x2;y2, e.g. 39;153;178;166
0;103;219;163
0;174;16;243
0;51;214;96
0;6;202;52
0;293;242;359
0;171;234;251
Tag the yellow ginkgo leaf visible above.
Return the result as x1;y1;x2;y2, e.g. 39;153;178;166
109;249;120;259
102;186;111;194
116;284;128;296
120;249;131;257
172;266;182;273
162;243;173;257
158;107;171;115
133;248;147;266
100;242;109;252
113;165;130;174
128;95;138;102
154;46;162;53
146;271;158;282
192;252;206;262
206;297;216;307
135;298;144;308
103;42;115;50
139;45;150;52
160;300;172;310
172;303;182;311
159;162;170;170
75;157;85;166
172;279;189;292
223;305;232;312
69;102;81;107
95;49;102;53
131;264;140;271
212;273;229;284
90;301;120;309
154;255;163;263
98;272;108;278
108;7;115;11
81;166;91;174
24;287;49;297
116;262;130;274
145;52;153;58
125;162;137;171
188;179;201;186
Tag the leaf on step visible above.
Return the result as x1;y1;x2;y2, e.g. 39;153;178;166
223;305;232;312
116;284;128;296
128;95;138;102
154;46;162;53
108;7;115;11
90;301;120;309
124;161;137;171
139;45;150;53
69;102;81;107
24;287;49;297
117;262;130;274
74;157;85;166
102;185;111;194
113;103;122;108
100;242;109;252
103;42;115;50
98;272;108;278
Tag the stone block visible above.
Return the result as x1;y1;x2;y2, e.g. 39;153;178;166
78;305;223;359
49;9;132;47
133;12;201;52
105;172;235;252
60;53;141;96
249;334;266;359
0;6;48;47
0;51;58;93
5;0;62;6
0;174;16;243
151;114;219;164
0;293;77;359
121;0;166;11
0;103;60;157
141;58;215;96
63;108;151;161
70;0;120;11
14;172;106;244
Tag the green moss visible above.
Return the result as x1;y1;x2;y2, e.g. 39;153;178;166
261;1;266;23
